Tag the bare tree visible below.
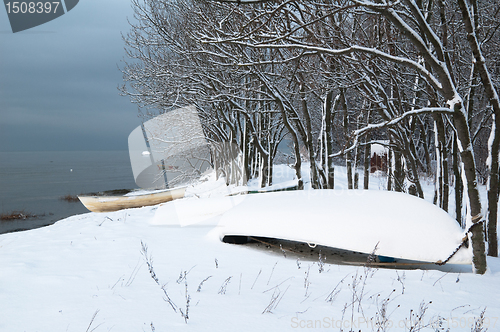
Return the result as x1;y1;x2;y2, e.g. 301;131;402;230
122;0;500;272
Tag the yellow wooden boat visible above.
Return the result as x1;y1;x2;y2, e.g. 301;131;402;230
78;187;187;213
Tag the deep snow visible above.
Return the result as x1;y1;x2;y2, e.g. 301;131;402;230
0;164;499;331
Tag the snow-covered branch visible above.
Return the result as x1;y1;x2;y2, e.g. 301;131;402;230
225;42;444;92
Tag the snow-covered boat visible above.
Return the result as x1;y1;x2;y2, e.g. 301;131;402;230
78;187;187;213
217;190;472;265
150;188;472;264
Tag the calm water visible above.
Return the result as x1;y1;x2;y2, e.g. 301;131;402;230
0;151;138;234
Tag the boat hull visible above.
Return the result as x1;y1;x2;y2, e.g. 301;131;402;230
218;190;472;265
78;187;186;213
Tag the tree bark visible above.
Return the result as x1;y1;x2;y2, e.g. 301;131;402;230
387;149;393;191
300;83;320;189
433;114;449;211
415;117;433;176
453;131;463;226
275;98;303;190
487;115;499;257
341;89;353;189
393;149;404;192
458;0;500;260
453;103;487;274
324;91;337;189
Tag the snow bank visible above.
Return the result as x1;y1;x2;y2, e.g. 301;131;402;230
0;199;498;331
1;165;499;331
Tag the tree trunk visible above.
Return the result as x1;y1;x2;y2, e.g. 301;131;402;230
393;150;404;192
353;117;363;190
341;89;353;189
347;159;353;190
387;149;393;191
442;148;449;213
300;83;320;189
275;99;303;190
487;114;499;257
418;117;433;176
433;114;449;211
453;131;463;226
453;103;487;274
268;140;274;187
363;110;372;190
405;141;425;198
364;143;371;190
458;0;500;267
240;114;251;185
260;153;269;188
324;92;337;189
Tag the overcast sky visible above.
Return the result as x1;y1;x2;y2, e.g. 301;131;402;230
0;0;140;151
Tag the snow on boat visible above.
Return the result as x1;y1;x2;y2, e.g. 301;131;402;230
217;190;472;265
78;187;187;213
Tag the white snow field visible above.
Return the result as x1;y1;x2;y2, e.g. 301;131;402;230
0;165;499;331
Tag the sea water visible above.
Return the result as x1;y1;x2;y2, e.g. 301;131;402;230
0;150;138;234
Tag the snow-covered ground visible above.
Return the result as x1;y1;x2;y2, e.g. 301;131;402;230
0;165;499;331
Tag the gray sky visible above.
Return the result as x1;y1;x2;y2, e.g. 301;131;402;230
0;0;140;151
